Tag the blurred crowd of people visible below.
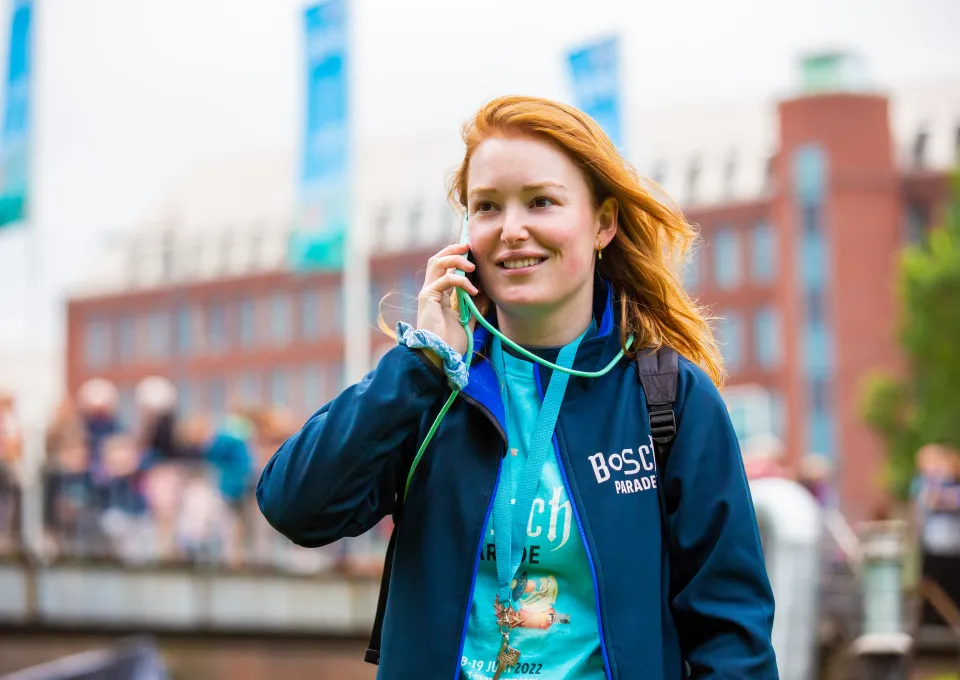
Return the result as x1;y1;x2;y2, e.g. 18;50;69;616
0;378;390;576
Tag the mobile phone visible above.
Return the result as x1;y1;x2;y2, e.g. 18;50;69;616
465;248;479;289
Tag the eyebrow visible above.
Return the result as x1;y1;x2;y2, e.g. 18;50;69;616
468;181;567;200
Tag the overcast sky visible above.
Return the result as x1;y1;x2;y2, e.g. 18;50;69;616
0;0;958;353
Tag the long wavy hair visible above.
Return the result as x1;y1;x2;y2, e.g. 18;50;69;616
443;95;724;385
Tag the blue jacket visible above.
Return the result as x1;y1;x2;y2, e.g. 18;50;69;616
257;284;778;679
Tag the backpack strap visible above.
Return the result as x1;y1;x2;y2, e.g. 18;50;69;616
636;347;681;599
636;347;680;471
365;512;400;665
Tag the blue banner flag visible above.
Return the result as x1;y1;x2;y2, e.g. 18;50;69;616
0;0;31;228
289;0;349;271
566;36;623;152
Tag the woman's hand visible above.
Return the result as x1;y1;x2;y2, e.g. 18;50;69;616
417;243;481;363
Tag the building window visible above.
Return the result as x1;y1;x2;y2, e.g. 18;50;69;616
726;398;748;443
84;318;112;369
135;314;152;362
801;221;826;290
177;379;195;415
206;303;228;354
713;227;741;289
301;289;321;340
794;143;834;458
270;369;289;407
795;146;827;203
238;298;255;349
148;311;170;359
754;307;781;369
770;390;785;439
321;286;342;335
806;289;825;325
236;371;261;404
803;323;832;376
750;220;776;283
717;310;743;373
810;376;831;414
302;363;323;412
808;410;834;457
176;305;192;356
118;315;135;365
270;294;292;345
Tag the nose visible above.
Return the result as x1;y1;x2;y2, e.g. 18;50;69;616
500;204;529;245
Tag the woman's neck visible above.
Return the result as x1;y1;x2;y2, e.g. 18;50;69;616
496;298;594;348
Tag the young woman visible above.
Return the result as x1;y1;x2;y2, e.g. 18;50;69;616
258;96;778;679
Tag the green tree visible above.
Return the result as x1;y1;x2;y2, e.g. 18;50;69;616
862;171;960;499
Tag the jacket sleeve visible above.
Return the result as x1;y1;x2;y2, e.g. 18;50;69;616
256;345;448;547
662;360;779;679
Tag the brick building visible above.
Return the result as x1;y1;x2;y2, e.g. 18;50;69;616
66;72;959;522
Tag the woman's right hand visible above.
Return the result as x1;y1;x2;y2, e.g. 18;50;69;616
417;242;480;362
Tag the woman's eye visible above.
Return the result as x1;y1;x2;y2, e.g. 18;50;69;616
532;197;555;209
477;201;496;213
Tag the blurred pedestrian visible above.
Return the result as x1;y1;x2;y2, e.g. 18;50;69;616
798;453;834;507
43;436;102;558
98;432;150;562
77;378;122;475
135;376;183;464
141;462;183;562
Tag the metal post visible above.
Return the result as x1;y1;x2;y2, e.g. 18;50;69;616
851;520;912;680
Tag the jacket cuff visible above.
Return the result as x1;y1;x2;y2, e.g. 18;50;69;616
396;321;469;390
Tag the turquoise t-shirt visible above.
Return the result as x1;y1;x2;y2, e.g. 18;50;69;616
459;341;606;680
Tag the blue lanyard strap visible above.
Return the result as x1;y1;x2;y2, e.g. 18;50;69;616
491;331;584;609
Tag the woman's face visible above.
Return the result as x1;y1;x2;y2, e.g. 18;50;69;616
466;134;616;320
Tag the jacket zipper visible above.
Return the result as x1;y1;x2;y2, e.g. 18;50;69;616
536;368;614;680
453;395;506;680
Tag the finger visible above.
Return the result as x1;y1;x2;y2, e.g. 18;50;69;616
420;272;479;302
427;254;475;278
425;244;471;280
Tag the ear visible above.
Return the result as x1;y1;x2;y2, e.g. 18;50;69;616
596;197;618;248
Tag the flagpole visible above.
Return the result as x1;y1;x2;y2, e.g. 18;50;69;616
19;0;44;557
342;0;369;386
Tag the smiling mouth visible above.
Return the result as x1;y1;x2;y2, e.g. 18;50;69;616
498;257;546;271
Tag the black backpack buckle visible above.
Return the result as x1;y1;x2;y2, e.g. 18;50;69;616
649;409;676;444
